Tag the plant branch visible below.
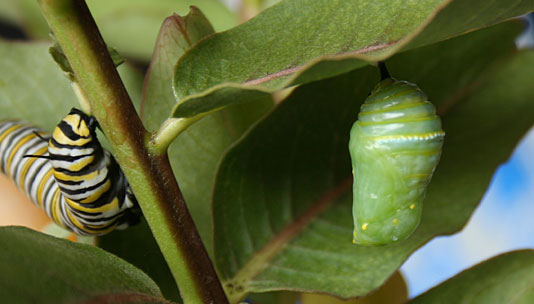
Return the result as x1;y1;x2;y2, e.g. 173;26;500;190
37;1;228;303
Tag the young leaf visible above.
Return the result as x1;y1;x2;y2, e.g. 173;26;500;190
142;7;216;131
171;0;533;118
0;226;166;303
211;22;534;301
410;250;534;304
49;34;125;80
141;8;272;254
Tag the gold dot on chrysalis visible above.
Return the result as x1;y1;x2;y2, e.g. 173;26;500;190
352;169;355;175
362;223;368;230
409;204;415;210
392;218;399;225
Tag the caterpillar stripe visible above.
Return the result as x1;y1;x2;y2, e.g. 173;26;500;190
0;108;139;236
349;77;444;246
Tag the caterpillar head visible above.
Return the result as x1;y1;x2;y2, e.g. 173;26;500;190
48;108;103;168
58;108;98;139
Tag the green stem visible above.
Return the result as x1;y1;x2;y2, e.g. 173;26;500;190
37;1;228;303
151;116;201;155
151;112;214;155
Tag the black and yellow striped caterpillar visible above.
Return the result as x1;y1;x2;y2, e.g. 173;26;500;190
0;108;139;236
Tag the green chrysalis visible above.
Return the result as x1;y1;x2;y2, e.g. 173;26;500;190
349;65;444;246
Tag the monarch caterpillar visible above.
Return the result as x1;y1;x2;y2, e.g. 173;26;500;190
0;108;139;236
349;64;444;245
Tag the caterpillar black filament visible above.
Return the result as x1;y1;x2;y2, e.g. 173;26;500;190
0;108;139;236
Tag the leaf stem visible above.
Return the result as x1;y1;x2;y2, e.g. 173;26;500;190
150;114;207;155
37;1;228;303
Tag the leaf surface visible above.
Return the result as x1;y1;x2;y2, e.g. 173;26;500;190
211;22;534;301
0;227;166;303
410;250;534;304
300;271;407;304
171;0;533;118
142;7;216;130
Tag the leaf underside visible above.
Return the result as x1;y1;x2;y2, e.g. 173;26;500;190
211;22;534;301
171;0;533;118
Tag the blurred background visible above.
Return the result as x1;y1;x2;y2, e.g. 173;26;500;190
0;0;532;300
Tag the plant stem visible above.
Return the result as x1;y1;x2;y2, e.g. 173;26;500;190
37;1;228;303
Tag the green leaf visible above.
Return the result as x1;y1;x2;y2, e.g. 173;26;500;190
410;250;534;304
300;271;407;304
142;8;216;131
49;36;125;80
140;9;273;254
172;85;272;118
0;39;143;130
0;226;166;303
211;22;534;302
171;0;533;118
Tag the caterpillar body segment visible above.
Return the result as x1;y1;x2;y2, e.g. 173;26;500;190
0;109;139;236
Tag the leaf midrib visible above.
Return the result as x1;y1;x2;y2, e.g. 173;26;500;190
224;177;352;303
242;41;398;87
